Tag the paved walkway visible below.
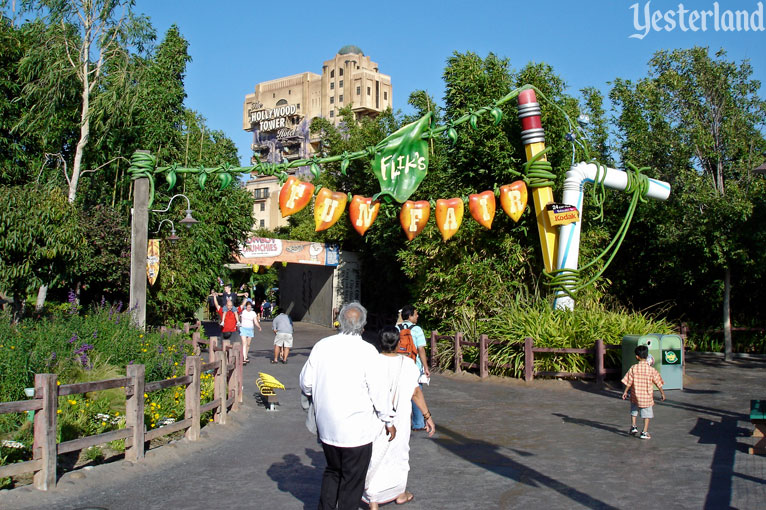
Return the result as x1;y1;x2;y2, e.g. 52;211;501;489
1;322;765;509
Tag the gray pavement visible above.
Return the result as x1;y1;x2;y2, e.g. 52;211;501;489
1;321;765;509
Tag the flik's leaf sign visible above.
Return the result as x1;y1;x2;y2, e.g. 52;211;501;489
500;181;528;222
435;198;464;242
372;112;432;203
468;191;496;229
400;200;430;240
279;176;314;217
349;195;380;236
314;188;347;231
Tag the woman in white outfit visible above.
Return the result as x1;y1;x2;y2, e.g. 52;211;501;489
363;326;435;508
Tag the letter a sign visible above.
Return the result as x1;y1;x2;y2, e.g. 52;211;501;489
372;113;432;203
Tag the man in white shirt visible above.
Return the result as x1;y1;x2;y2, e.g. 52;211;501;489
300;302;396;510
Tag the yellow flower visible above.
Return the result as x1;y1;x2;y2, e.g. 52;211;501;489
10;346;14;350
56;409;62;414
142;349;147;352
144;393;148;398
68;399;77;405
102;421;107;426
174;362;178;366
151;422;155;427
139;334;144;338
114;411;119;416
57;381;61;386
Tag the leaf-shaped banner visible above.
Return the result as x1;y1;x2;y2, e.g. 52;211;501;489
399;200;430;241
500;181;528;222
279;176;315;217
469;191;496;229
314;188;347;232
435;198;464;242
372;112;432;203
349;195;380;236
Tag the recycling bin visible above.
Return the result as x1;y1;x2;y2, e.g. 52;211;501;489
621;334;683;390
658;334;683;390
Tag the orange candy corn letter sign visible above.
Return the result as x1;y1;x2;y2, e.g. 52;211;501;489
435;198;464;242
400;200;430;241
314;188;347;231
500;181;528;222
279;176;315;217
349;195;380;235
468;191;496;229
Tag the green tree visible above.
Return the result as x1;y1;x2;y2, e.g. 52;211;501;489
0;184;85;317
16;0;154;203
609;47;766;359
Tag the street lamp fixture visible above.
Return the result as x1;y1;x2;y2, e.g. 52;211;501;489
155;219;180;243
151;194;199;227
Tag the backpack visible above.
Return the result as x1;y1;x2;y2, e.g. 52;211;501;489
396;323;418;361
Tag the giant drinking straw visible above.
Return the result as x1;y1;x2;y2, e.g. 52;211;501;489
518;89;557;273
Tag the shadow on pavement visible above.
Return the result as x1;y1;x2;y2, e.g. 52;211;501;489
266;448;325;510
433;425;620;510
552;413;630;437
689;415;754;510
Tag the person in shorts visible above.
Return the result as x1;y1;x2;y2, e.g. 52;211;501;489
272;311;293;364
238;294;261;364
621;345;666;439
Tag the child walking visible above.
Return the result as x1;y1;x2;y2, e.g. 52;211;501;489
621;345;666;439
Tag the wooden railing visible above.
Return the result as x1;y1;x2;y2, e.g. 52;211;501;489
430;331;620;384
0;339;243;491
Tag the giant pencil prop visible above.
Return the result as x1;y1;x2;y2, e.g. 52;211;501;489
517;90;557;273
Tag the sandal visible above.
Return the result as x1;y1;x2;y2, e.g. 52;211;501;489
270;359;278;364
395;492;414;505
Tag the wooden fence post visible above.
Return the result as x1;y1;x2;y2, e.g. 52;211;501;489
229;343;241;411
191;331;201;355
235;342;244;404
429;330;438;373
185;355;201;441
479;334;489;379
183;322;190;334
454;332;463;374
595;338;605;386
214;350;227;424
209;336;218;363
125;364;145;462
524;337;534;382
32;373;57;490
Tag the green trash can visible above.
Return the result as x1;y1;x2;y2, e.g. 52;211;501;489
621;334;662;379
622;334;683;390
658;334;683;390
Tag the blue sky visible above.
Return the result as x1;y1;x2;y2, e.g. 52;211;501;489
135;0;766;166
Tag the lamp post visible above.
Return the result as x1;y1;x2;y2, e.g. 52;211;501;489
129;161;198;329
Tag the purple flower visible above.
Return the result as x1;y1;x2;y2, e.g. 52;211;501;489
158;345;163;354
68;333;78;344
67;289;76;303
93;330;98;339
116;301;123;313
100;296;106;307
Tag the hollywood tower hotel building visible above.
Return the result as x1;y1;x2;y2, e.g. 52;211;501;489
242;46;392;230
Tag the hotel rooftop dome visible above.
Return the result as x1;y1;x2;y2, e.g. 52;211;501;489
338;45;363;55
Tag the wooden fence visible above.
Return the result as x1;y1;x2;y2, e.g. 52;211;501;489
0;338;243;491
430;331;620;384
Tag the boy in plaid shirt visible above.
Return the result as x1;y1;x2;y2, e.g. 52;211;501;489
621;345;666;439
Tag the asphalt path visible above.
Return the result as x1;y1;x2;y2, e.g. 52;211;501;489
1;321;764;509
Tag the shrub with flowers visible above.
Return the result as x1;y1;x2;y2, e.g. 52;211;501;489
0;300;213;477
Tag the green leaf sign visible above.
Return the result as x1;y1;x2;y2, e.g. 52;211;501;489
372;112;432;203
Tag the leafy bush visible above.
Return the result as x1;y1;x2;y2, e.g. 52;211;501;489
436;294;674;378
